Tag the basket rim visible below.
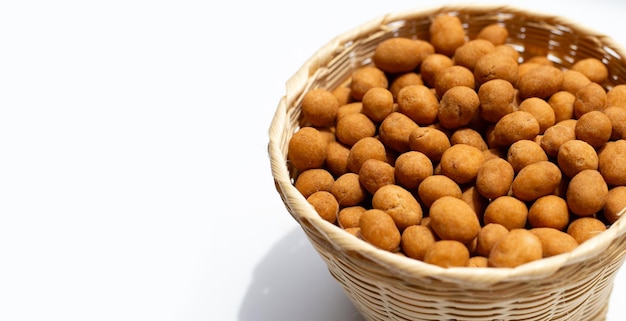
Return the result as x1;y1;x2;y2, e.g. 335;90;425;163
268;4;626;285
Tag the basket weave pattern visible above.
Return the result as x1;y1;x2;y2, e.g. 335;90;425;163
269;5;626;321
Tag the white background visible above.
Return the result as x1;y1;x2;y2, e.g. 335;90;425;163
1;0;626;320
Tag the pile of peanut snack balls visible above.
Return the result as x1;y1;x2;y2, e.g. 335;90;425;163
287;13;626;268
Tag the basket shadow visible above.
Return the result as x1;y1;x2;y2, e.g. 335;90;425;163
238;226;365;321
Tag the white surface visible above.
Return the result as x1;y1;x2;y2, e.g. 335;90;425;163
1;0;626;320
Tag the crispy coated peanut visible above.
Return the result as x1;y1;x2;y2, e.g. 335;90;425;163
420;53;454;87
301;88;340;127
350;66;388;101
574;82;607;118
307;191;339;224
450;128;488;151
474;52;518;85
477;23;509;46
507;139;548;173
484;196;528;230
435;65;475;98
598;140;626;186
557;139;599;178
518;97;555;134
548;91;576;122
372;184;423;231
424;240;470;268
566;169;608;216
361;87;395;123
335;112;376;146
440;143;484;184
288;126;328;172
438;86;480;129
475;158;514;199
477;79;518;123
540;124;576;158
337;206;366;229
295;168;335;199
359;209;401;252
606;84;626;108
331;85;353;106
408;127;451;162
492;111;540;147
530;227;579;257
429;196;481;244
511;160;562;202
517;64;563;99
418;175;462;208
373;37;427;73
488;229;543;268
389;72;424;99
359;158;395;195
561;70;592;94
331;172;367;207
571;57;608;84
394;151;433;190
575;110;612;148
337;102;362;120
567;217;607;244
603;106;626;140
346;136;387;173
325;141;350;176
468;256;489;267
401;225;436;261
604;186;626;224
397;84;439;125
528;195;570;230
454;39;495;71
378;112;420;153
476;223;509;257
429;14;466;57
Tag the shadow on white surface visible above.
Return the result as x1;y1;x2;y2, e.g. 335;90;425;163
239;227;365;321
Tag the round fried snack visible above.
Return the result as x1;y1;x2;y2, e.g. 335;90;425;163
483;196;528;230
507;139;548;173
567;217;607;244
518;97;556;134
477;79;518;123
566;169;608;217
408;127;451;162
488;229;543;268
429;196;481;244
604;186;626;224
434;65;475;98
373;37;427;73
548;91;576;122
325;141;350;177
475;157;514;199
418;175;462;208
571;57;609;84
361;87;395;123
603;106;626;140
401;225;437;261
301;88;340;127
450;128;488;151
394;151;433;190
288;126;328;172
397;84;439;125
350;66;389;101
557;139;599;178
476;223;509;258
517;64;563;99
492;111;540;147
389;72;424;99
575;110;612;149
331;172;367;207
474;52;518;85
606;84;626;108
440;143;484;184
421;53;454;87
477;23;509;45
359;209;401;252
528;195;570;230
347;136;387;173
295;168;335;198
359;158;395;195
335;112;376;146
372;184;423;231
574;82;607;118
511;161;562;202
378;112;420;153
429;14;466;57
424;240;470;268
337;206;366;229
540;124;576;158
307;191;339;224
438;85;480;129
561;70;592;95
598;140;626;186
453;39;495;71
530;227;579;257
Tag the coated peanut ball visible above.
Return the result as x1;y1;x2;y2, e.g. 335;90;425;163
474;52;518;85
424;240;470;268
307;191;339;224
604;186;626;224
331;85;353;106
548;91;576;122
438;86;480;129
483;196;528;230
517;64;563;99
528;195;570;230
574;82;607;118
347;136;387;173
378;112;420;153
337;206;366;229
530;227;578;257
477;79;518;123
408;127;451;162
288;127;328;172
488;229;543;268
350;66;389;101
566;169;608;216
476;158;514;199
418;175;462;208
450;128;488;151
492;111;540;147
606;84;626;108
557;139;599;178
540;124;576;158
453;39;495;71
373;37;425;74
507;139;548;173
511;160;562;202
420;53;454;87
476;223;509;258
440;143;484;184
359;209;401;252
361;87;395;123
561;70;591;95
394;151;433;190
397;84;439;125
335;112;376;146
429;196;481;244
401;225;436;261
359;158;395;195
301;88;340;127
603;106;626;140
295;168;335;198
477;23;509;46
435;65;476;99
598;140;626;186
389;72;424;99
575;110;612;149
429;14;466;57
372;184;423;231
331;172;367;207
518;97;556;134
325;141;350;176
571;57;609;84
567;217;607;244
337;102;362;120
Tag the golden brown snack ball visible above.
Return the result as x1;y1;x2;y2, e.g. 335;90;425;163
571;57;609;84
424;240;470;268
453;39;496;71
418;174;462;208
440;143;484;184
598;140;626;186
438;86;480;130
517;64;563;99
373;37;426;74
507;139;548;173
557;139;599;178
335;112;376;146
350;66;389;101
331;172;367;207
394;151;433;190
420;53;454;87
397;84;439;125
494;44;520;61
604;186;626;224
434;65;475;98
475;157;514;199
307;191;339;224
476;223;509;258
450;128;488;151
530;227;578;257
372;184;423;231
325;141;350;177
331;85;353;107
606;84;626;108
602;106;626;140
561;70;592;95
359;209;401;252
301;88;340;128
518;97;556;134
429;196;481;244
511;160;562;202
492;111;540;147
567;217;607;244
288;126;328;172
540;124;576;158
474;52;518;85
378;112;420;153
429;14;466;57
575;110;612;149
477;23;509;46
483;196;528;230
358;158;395;195
566;169;608;216
337;205;366;229
401;225;437;261
548;91;576;123
574;82;607;118
408;127;451;162
488;229;543;268
389;72;424;99
295;168;335;199
346;136;387;173
528;195;570;230
361;87;395;123
477;79;518;123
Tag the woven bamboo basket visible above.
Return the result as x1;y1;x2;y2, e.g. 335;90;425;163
268;5;626;321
